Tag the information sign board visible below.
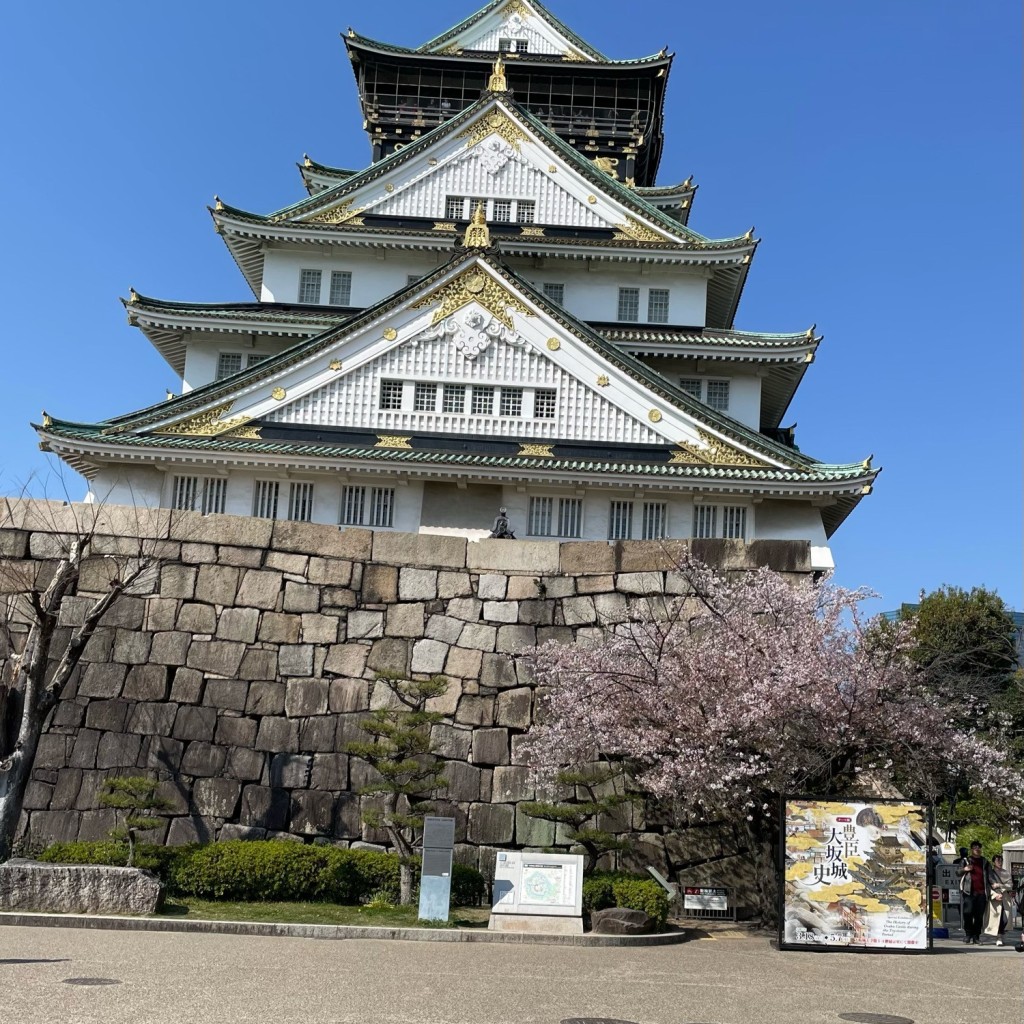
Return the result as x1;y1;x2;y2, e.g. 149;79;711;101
491;851;583;918
683;887;729;912
780;798;930;952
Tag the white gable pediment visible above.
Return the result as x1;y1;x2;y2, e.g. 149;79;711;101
427;2;596;60
148;259;777;469
294;101;680;243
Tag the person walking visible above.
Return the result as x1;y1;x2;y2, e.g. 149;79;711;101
959;841;994;944
984;854;1013;946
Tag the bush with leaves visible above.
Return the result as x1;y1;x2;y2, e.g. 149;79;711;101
99;776;172;867
581;872;669;927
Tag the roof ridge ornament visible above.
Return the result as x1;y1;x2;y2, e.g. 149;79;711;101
462;203;491;248
487;57;508;93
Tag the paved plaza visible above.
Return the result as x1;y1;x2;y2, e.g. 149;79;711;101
0;925;1020;1024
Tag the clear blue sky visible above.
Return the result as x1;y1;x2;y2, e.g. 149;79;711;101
1;1;1020;611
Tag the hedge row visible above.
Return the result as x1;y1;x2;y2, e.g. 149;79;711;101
38;840;486;907
582;873;671;926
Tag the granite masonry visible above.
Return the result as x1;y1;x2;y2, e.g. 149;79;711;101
0;500;814;886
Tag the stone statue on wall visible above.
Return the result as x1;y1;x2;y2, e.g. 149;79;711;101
489;507;515;540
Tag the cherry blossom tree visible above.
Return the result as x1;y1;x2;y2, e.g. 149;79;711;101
524;554;1023;922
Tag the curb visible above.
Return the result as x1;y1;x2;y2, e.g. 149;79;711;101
0;912;690;947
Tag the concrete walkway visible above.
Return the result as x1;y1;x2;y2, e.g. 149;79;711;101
1;923;1020;1024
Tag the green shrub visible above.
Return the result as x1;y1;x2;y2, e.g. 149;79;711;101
581;875;616;913
451;862;487;907
581;872;670;927
37;841;194;880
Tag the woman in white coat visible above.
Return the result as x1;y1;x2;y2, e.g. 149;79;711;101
983;854;1013;945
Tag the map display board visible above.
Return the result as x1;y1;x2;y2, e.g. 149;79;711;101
781;798;930;952
491;851;583;918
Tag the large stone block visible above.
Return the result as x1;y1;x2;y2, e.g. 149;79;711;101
300;613;338;644
324;643;370;677
239;649;278;679
258;612;301;644
127;702;177;736
310;753;349;791
329;677;369;714
397;567;437;602
298;716;337;752
167;816;217;846
236;569;284;610
176;601;217;634
562;595;597;625
278;644;314;677
283;582;320;613
477;574;507;600
438;571;473;598
50;769;83;811
263;550;310;576
170;510;274;547
214;715;258;748
424;675;461;715
180;741;228;778
216;545;263;568
203;678;249;712
467;540;560;574
149;631;191;666
360;563;398;603
575;575;614;595
471;728;510;766
425;614;464;645
255;716;300;753
430;723;473;760
495;687;533;730
443;646;482;681
160;564;197;599
447;597;482;622
495;624;537;653
186;640;246;677
616;539;688;573
239;786;290;831
102;596;147;631
386;602;425;637
78;662;127;700
285;678;330;717
216;607;260;644
172;705;217;742
68;729;100;770
411;638;448;674
0;862;163;915
322;587;358;610
122;665;171;704
246;680;285;716
196;564;241;606
333;793;362;838
142;736;185;773
482;601;518;623
467;803;514;845
307;557;353;586
372;531;466;570
479;653;517;688
492;766;534;803
78;809;122;843
225;746;265;782
515;807;556;847
616;571;665;595
96;732;142;769
192;778;241;818
290;790;335;835
456;622;496;652
145;598;180;633
112;629;152;665
83;700;129;734
347;610;384;640
273;521;372;560
445;761;483;802
455;695;495;727
593;592;630;624
517;600;555;625
270;753;312;788
559;541;617;575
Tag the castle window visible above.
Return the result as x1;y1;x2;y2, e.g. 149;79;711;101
679;378;703;399
542;282;565;306
414;382;437;412
647;288;670;323
706;380;730;411
298;269;322;304
445;195;465;220
528;496;554;536
558;498;582;538
252;480;280;519
171;476;226;516
500;387;523;417
288;482;315;522
471;386;495;415
617;288;640;322
534;389;556;419
642;502;667;540
608;500;634;540
693;504;717;539
493;200;512;222
369;487;395;528
341;485;395;528
693;504;747;540
517;200;536;224
341;485;365;526
216;353;244;380
379;379;404;410
442;384;466;413
498;37;529;53
722;505;747;540
329;270;352;305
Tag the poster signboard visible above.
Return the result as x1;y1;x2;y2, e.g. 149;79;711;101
491;851;583;918
683;887;729;912
781;798;930;952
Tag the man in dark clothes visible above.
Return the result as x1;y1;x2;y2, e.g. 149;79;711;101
959;840;994;944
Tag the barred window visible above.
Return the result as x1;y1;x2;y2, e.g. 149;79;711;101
246;353;268;367
445;195;465;220
471;385;495;415
201;479;226;516
679;377;703;399
171;476;198;512
171;476;225;515
499;37;528;52
414;382;437;412
216;353;243;380
534;389;556;419
340;485;365;526
647;288;670;323
252;480;280;519
558;498;583;538
379;379;404;410
517;200;536;224
298;269;322;304
722;505;747;540
608;500;634;540
369;487;395;528
528;496;554;537
642;502;667;540
693;504;717;539
493;200;512;222
329;270;352;305
442;383;466;413
542;282;565;306
499;387;523;417
706;380;730;411
288;482;314;522
617;287;640;322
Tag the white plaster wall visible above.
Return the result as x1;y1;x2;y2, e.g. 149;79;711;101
88;468;165;510
182;334;288;392
639;356;762;429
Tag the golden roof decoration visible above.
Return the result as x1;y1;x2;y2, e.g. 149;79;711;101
518;443;553;458
411;266;533;330
613;218;670;243
375;435;413;449
670;428;769;468
457;110;528;151
462;203;491;248
303;198;366;226
487;57;508;93
153;402;258;438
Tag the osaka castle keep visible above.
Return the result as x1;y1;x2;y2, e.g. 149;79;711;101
36;0;877;569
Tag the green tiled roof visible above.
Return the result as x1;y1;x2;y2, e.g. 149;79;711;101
125;293;353;326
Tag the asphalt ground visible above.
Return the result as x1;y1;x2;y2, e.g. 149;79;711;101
1;924;1021;1024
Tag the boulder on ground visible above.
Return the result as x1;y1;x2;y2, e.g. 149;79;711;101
0;860;163;915
590;906;655;935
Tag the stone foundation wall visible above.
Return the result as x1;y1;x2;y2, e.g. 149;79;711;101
1;500;812;884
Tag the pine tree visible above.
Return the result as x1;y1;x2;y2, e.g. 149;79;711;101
99;777;171;867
